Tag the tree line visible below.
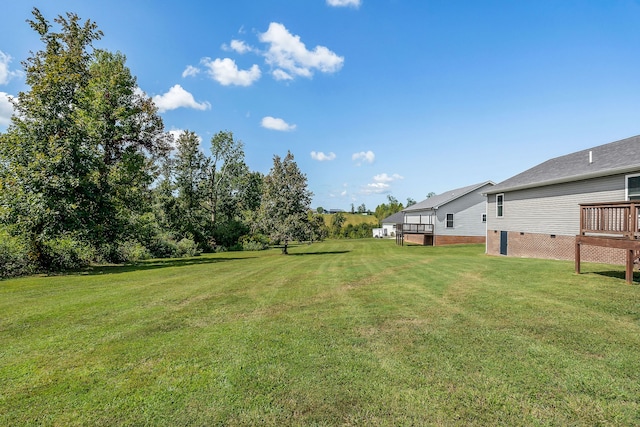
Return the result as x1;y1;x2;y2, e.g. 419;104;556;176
0;9;326;277
0;9;418;278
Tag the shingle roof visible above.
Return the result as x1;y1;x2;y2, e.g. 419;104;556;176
486;135;640;194
404;181;495;212
381;211;404;224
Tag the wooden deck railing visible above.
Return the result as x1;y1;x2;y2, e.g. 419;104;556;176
579;201;640;239
577;201;640;284
401;223;434;234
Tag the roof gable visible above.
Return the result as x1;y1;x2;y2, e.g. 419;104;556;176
381;211;404;224
487;135;640;194
404;181;494;212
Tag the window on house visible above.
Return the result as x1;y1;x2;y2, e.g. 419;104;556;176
496;194;504;217
627;174;640;200
446;213;454;228
481;213;487;223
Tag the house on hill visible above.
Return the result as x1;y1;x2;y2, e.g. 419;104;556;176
484;135;640;267
401;181;494;246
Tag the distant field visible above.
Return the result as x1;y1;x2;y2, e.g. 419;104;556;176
1;240;639;425
321;212;379;227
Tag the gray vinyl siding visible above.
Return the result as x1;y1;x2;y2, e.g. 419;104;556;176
486;174;628;236
408;184;490;237
436;187;488;237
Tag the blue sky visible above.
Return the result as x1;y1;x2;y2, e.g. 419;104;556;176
2;1;640;210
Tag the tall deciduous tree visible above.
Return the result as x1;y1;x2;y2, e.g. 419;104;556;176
0;8;171;266
258;151;312;254
0;9;104;264
204;131;246;227
81;50;171;246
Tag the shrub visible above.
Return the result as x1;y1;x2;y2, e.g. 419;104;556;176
212;220;249;249
175;238;201;257
240;234;270;251
40;236;95;271
146;232;179;259
0;229;33;278
115;240;151;262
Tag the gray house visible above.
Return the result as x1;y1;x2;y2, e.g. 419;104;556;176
484;135;640;264
401;181;494;246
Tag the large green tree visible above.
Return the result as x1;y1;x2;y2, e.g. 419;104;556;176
81;50;171;247
0;8;170;267
204;131;246;225
374;195;404;224
0;9;103;265
258;151;312;254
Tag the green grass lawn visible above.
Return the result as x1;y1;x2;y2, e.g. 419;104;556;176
1;240;639;426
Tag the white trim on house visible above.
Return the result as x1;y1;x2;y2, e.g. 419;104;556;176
625;173;640;200
446;213;454;228
496;193;504;218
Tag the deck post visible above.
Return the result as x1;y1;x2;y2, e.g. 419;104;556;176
575;238;581;275
626;249;634;284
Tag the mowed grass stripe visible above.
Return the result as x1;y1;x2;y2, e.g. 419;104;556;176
1;240;639;426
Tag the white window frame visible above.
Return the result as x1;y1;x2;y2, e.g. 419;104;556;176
446;213;454;228
481;213;487;223
496;193;504;217
625;173;640;200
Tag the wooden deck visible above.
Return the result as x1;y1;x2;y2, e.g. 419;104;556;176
395;223;434;246
576;201;640;283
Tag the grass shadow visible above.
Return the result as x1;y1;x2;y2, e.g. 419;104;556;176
588;270;640;284
288;250;351;256
79;255;253;276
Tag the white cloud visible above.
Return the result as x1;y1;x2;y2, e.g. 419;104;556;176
311;151;336;161
182;65;201;78
258;22;344;79
152;84;211;113
261;116;296;131
222;39;254;54
373;173;404;183
201;57;261;86
362;172;403;195
0;92;14;126
363;182;391;194
272;69;293;81
0;51;21;85
327;0;361;7
352;150;375;165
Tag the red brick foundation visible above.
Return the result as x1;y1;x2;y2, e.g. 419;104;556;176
403;234;431;245
434;235;485;246
403;234;485;246
487;230;627;265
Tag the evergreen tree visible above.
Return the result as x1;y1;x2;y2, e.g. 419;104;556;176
172;131;208;246
258;151;312;254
